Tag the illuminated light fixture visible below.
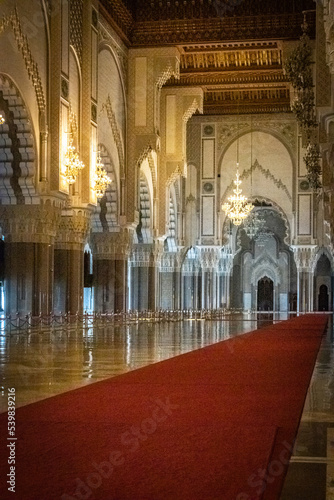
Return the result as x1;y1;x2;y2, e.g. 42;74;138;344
222;167;253;225
93;152;111;198
222;103;253;226
63;135;84;184
0;114;5;125
243;209;266;239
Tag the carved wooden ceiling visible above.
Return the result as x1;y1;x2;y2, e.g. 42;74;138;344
99;0;316;115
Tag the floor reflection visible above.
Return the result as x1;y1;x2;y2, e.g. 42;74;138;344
0;316;262;411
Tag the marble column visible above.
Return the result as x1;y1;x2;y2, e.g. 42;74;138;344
5;242;54;316
92;231;131;313
0;204;60;316
54;210;91;315
292;245;317;313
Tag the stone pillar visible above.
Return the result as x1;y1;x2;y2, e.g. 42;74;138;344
114;259;128;311
54;209;91;315
5;242;54;316
173;268;180;310
148;262;156;310
129;246;155;311
201;270;206;309
92;231;131;312
292;245;317;313
200;248;220;309
129;265;139;310
0;203;61;316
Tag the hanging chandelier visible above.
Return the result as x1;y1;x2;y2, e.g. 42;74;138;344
63;136;84;184
93;152;111;198
243;209;266;239
222;104;253;226
222;166;253;226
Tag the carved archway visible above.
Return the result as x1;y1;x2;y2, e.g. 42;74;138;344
0;74;38;205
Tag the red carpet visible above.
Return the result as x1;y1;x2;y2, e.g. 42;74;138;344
0;314;328;500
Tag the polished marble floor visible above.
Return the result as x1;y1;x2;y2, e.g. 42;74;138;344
0;313;333;499
0;315;264;411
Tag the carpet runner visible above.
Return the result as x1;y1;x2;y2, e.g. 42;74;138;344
0;314;328;500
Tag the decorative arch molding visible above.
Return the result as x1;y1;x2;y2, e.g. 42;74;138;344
166;163;184;187
100;95;125;177
251;199;291;245
183;97;202;124
222;200;291;247
91;144;118;233
98;40;127;127
218;122;296;167
137;147;157;198
0;74;38;205
69;45;82;90
312;246;334;273
221;159;292;204
322;112;334;139
135;171;152;244
251;256;281;287
98;24;128;89
155;62;180;91
0;7;46;115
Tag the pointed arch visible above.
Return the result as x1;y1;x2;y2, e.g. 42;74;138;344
91;144;118;232
0;74;38;204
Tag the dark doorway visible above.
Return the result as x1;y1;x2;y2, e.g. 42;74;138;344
318;284;329;311
257;277;274;311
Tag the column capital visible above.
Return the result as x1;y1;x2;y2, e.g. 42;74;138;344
199;246;221;270
92;229;133;259
0;202;61;244
56;208;91;250
291;245;318;271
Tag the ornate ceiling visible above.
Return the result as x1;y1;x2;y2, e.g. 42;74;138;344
99;0;316;114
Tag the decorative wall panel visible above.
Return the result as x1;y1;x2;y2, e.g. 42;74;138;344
298;194;311;235
134;57;147;127
202;139;215;179
202;196;215;236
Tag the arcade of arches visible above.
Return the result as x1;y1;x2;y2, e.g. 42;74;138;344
0;0;334;316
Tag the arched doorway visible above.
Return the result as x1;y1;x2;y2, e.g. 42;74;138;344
257;277;273;311
318;284;329;311
314;253;332;311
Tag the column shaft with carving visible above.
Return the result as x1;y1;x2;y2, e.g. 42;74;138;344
54;210;91;314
